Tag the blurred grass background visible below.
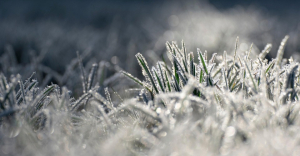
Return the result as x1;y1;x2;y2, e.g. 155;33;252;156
0;0;299;83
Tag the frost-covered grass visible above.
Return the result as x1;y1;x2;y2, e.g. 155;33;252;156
1;36;300;155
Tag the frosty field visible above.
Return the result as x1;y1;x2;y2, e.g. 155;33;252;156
1;35;300;155
1;0;300;155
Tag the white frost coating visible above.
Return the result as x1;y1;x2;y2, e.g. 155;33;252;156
2;38;300;156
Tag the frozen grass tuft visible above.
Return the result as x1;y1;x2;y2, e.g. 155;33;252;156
1;37;300;155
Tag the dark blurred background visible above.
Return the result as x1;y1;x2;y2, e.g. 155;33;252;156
0;0;299;92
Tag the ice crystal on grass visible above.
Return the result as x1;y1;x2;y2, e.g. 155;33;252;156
1;36;300;156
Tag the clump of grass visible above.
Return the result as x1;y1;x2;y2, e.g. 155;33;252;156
2;36;300;155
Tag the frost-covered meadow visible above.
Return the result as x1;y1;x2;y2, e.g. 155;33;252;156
1;0;300;155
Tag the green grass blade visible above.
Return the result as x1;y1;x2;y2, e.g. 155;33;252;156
177;71;187;86
182;41;188;71
158;63;166;88
189;53;195;76
172;54;187;78
153;68;165;92
199;69;204;83
121;71;152;94
265;60;275;74
165;71;171;92
197;49;208;75
136;53;159;94
182;58;188;73
244;59;258;92
172;75;181;92
229;71;239;89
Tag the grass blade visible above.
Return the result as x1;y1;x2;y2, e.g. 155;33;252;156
136;53;159;94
